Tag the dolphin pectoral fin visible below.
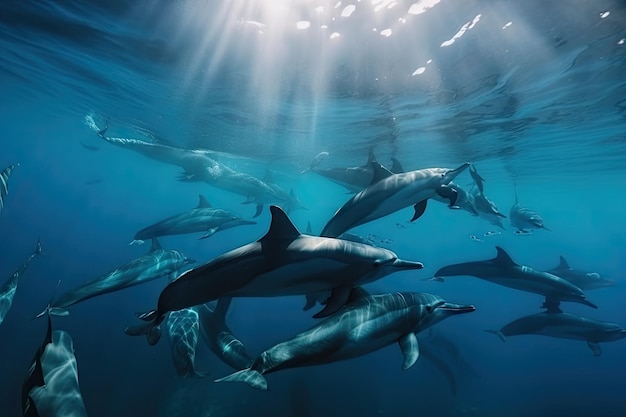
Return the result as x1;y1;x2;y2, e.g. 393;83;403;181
410;200;428;222
253;204;263;218
199;227;219;239
587;342;601;356
312;287;351;318
215;369;268;391
49;307;69;317
485;330;506;342
399;333;419;370
302;294;317;311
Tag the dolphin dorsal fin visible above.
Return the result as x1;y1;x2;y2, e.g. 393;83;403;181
150;238;163;252
197;194;212;209
260;206;301;241
215;297;232;318
367;146;377;163
347;286;371;304
557;256;570;270
493;246;515;265
391;157;405;173
305;221;313;235
369;161;393;186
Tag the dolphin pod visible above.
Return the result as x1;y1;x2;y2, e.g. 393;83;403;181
131;194;256;244
41;239;194;317
214;289;475;390
433;246;597;309
125;205;424;345
321;161;470;238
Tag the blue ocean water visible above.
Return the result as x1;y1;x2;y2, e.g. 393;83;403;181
1;0;626;416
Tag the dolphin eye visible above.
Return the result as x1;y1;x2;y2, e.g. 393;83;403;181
425;305;433;313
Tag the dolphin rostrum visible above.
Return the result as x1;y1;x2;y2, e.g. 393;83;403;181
510;190;549;233
320;162;470;238
0;239;43;326
166;307;207;378
0;163;17;216
41;239;194;317
22;308;88;417
214;289;475;390
124;206;424;345
131;194;256;244
432;246;597;309
486;306;626;356
198;298;254;371
547;256;615;290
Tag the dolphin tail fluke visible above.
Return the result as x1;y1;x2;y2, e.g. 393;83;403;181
215;369;268;391
34;306;69;319
485;330;506;342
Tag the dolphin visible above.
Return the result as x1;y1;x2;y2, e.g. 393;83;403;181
166;307;207;378
470;187;506;229
95;133;283;218
486;307;626;356
198;298;254;371
22;309;88;417
547;256;616;290
0;239;43;326
131;195;256;244
468;164;485;193
124;206;424;345
214;289;475;390
0;163;17;215
320;161;470;238
510;190;549;233
433;246;597;308
303;148;379;192
42;239;194;316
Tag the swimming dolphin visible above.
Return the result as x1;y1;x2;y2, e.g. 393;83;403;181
547;256;616;290
303;148;379;192
0;239;42;326
432;246;597;308
468;164;485;193
486;307;626;356
470;187;506;229
166;307;207;378
95;132;282;218
131;195;256;244
22;309;88;417
198;298;254;371
510;190;549;233
214;289;475;390
41;239;194;316
125;206;424;345
320;162;470;238
0;163;17;215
